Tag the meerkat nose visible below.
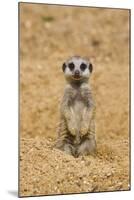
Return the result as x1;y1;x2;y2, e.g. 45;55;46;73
75;70;80;76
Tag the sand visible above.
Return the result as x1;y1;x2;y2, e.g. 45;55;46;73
19;3;130;197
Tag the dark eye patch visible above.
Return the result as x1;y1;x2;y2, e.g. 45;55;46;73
68;62;75;71
80;63;87;71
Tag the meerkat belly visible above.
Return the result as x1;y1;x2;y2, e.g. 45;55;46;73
72;100;85;130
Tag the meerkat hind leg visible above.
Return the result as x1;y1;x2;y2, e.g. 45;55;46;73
55;135;76;156
63;143;76;156
76;136;96;157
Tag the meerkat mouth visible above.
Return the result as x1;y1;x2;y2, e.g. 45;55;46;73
72;75;82;80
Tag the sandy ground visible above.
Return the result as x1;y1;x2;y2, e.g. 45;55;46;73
19;3;130;197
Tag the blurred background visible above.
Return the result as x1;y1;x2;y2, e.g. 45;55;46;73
20;3;129;141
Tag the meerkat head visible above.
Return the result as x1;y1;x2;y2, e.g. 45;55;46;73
62;56;93;83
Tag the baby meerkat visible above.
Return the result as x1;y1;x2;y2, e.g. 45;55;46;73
55;56;96;157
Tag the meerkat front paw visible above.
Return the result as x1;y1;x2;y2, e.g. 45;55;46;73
67;119;77;136
80;122;89;136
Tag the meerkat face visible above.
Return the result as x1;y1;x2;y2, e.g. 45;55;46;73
62;56;93;82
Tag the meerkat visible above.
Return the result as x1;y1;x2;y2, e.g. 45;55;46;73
55;56;96;157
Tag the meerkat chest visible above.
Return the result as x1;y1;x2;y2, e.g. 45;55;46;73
71;89;85;117
73;101;85;122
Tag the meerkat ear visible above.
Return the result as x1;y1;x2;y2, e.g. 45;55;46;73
89;63;93;73
62;62;66;72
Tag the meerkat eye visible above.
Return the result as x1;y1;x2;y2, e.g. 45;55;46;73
80;63;87;71
68;62;75;71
